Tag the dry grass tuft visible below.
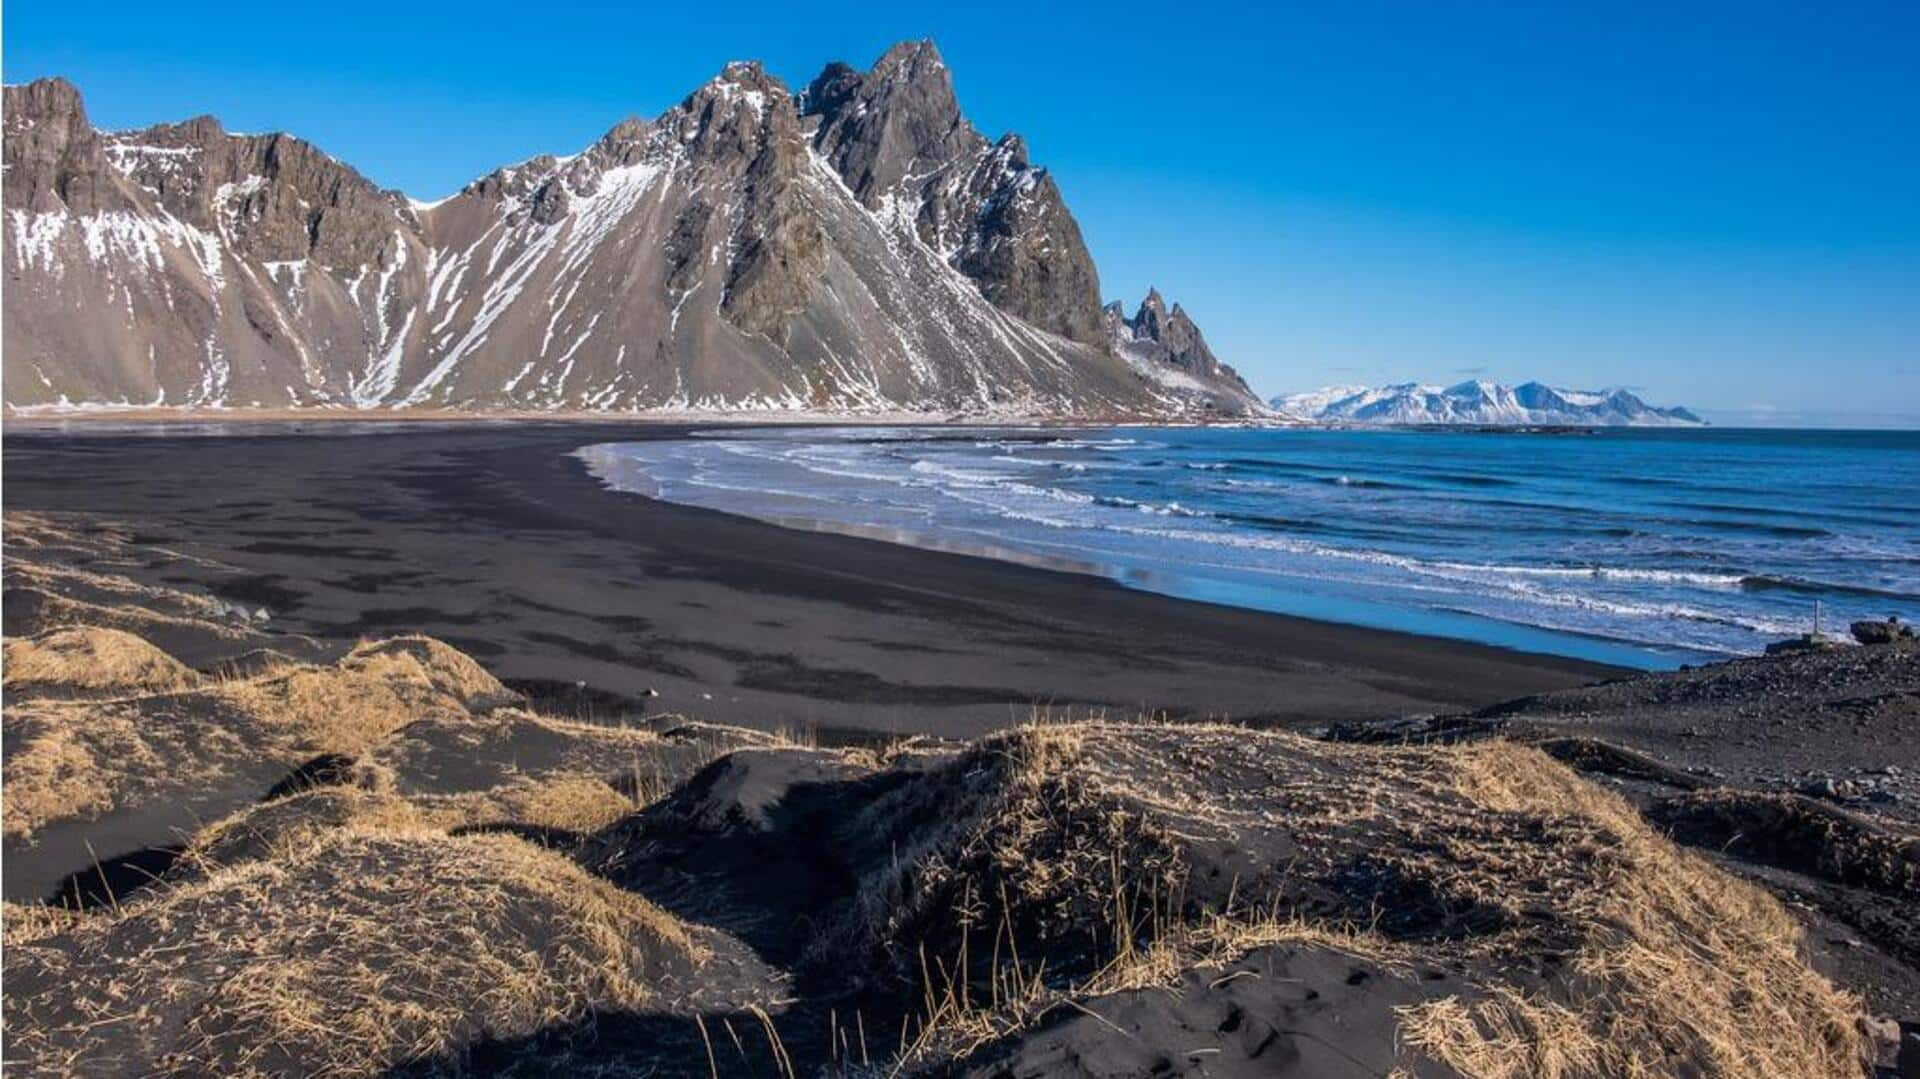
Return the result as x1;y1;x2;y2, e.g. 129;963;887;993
336;635;520;712
174;785;424;877
2;514;266;649
171;773;637;885
1396;743;1865;1079
415;774;637;834
2;633;503;843
3;901;86;947
5;830;707;1077
367;708;775;820
3;626;201;698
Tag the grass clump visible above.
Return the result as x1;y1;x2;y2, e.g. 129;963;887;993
5;829;706;1077
2;626;201;698
1392;743;1864;1078
2;634;507;843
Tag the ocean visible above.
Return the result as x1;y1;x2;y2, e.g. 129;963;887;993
580;426;1920;668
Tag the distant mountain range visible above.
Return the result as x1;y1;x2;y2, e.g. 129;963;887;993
2;42;1261;416
1273;381;1705;427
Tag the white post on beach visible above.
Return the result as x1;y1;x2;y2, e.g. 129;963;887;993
1814;600;1823;638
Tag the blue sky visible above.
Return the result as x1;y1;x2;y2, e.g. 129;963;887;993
8;1;1917;424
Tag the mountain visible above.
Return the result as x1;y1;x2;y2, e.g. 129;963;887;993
2;44;1263;416
1102;288;1257;400
1272;380;1705;426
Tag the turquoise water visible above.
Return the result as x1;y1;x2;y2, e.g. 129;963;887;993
583;427;1920;668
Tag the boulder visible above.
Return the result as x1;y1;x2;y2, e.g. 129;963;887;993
1851;617;1915;646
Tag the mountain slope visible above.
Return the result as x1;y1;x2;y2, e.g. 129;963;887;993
1273;380;1704;426
2;46;1261;416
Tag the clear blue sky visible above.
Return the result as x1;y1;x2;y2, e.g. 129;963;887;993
8;1;1917;424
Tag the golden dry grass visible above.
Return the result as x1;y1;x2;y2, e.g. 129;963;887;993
2;901;85;947
0;708;149;842
5;829;707;1078
864;719;1863;1077
3;625;201;697
175;785;426;874
1;634;503;843
1395;743;1864;1079
413;774;636;833
366;708;774;817
333;635;517;711
2;578;262;646
172;770;640;878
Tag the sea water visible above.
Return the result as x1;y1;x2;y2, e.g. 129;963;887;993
581;426;1920;668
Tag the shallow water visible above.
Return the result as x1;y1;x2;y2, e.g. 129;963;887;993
582;426;1920;668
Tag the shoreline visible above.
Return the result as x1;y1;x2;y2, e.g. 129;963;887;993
3;421;1619;740
575;439;1701;671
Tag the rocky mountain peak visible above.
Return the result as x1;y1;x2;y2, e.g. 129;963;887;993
992;132;1031;170
693;59;789;103
799;40;1105;345
6;62;1262;417
591;116;653;161
6;75;85;121
179;114;227;140
4;77;89;149
1135;288;1170;336
4;77;117;214
667;60;798;162
875;38;946;71
802;42;969;208
868;39;956;102
718;59;770;82
5;78;404;270
1108;288;1247;397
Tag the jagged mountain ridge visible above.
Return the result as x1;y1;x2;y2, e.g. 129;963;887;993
2;43;1262;415
1273;380;1705;426
802;45;1104;346
1103;288;1255;399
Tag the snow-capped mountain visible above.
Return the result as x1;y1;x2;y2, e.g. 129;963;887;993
2;43;1262;416
1272;380;1705;426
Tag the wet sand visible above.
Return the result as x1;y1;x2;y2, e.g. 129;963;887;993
2;421;1618;739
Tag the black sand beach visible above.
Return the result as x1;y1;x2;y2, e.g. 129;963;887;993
6;421;1915;1075
2;421;1615;739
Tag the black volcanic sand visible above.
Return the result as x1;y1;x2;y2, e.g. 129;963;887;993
1;421;1616;740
